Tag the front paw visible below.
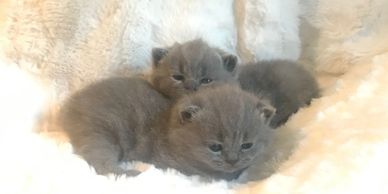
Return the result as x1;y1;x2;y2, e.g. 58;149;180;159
124;169;141;177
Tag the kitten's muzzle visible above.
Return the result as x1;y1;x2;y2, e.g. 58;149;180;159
225;154;239;165
183;80;198;91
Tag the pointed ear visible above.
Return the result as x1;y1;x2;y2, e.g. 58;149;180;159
180;105;201;123
256;101;275;125
152;48;169;67
222;54;238;73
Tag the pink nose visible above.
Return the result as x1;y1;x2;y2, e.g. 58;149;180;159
225;153;239;165
226;158;238;165
183;80;198;91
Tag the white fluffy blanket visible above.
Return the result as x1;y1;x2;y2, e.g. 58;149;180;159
3;0;300;100
1;0;388;193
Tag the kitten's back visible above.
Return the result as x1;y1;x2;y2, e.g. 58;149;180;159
59;77;170;175
239;60;320;127
61;77;169;137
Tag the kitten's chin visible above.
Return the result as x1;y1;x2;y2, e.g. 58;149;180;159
212;162;247;174
216;167;247;181
160;86;189;99
156;88;180;99
171;90;194;99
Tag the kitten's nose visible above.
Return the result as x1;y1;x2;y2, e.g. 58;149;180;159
183;80;198;91
225;155;239;165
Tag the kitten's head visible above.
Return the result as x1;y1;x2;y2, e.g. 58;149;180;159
150;39;238;99
167;85;275;177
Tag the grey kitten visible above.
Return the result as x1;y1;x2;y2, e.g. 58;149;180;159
59;77;171;175
238;60;320;128
60;78;275;180
150;39;239;99
151;85;276;180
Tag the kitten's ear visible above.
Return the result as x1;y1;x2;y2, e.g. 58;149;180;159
152;47;169;67
180;105;201;123
222;54;238;73
256;101;275;125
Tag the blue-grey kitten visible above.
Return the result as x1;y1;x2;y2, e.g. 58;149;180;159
152;85;276;180
238;60;320;128
60;78;275;180
150;39;239;99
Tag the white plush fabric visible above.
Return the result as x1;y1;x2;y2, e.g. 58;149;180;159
1;0;388;193
300;0;388;74
3;0;300;101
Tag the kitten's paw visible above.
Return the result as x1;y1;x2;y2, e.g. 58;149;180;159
124;169;142;177
111;169;142;178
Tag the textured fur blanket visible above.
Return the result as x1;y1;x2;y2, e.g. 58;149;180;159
2;0;300;101
1;0;388;193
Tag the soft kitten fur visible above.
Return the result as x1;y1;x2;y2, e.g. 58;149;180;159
150;39;239;99
238;60;320;128
60;78;275;180
59;77;171;175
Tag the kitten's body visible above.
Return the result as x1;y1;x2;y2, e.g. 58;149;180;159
60;77;171;175
150;39;239;99
60;80;274;180
238;60;320;128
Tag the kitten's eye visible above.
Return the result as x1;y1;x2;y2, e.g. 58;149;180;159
209;144;223;153
172;74;185;81
200;78;213;84
241;143;253;150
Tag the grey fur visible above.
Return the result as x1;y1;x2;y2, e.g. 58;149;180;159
150;39;239;99
60;80;274;180
59;77;171;175
238;60;320;128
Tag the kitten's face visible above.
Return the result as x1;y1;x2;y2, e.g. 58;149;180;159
168;86;275;176
150;39;238;99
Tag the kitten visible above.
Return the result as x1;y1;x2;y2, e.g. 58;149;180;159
59;77;171;175
238;60;320;128
60;78;275;180
150;39;239;99
151;85;276;180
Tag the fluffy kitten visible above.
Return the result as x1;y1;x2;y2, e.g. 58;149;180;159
150;39;239;99
59;77;171;175
238;60;320;128
152;85;276;180
60;78;275;180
